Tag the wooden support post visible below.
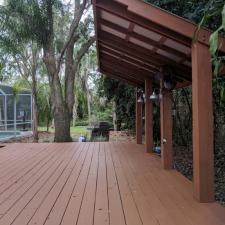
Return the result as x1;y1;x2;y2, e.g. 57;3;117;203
145;79;153;153
136;92;142;144
192;42;214;203
160;89;173;169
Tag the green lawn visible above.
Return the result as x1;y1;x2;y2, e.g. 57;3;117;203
38;126;90;139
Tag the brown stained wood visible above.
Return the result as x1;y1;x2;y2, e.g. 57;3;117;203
117;143;224;225
101;64;144;84
0;143;224;225
93;143;109;225
99;18;190;61
33;144;89;225
100;0;225;51
100;69;142;87
100;55;153;79
125;22;135;42
160;89;173;170
152;37;167;53
95;0;191;47
175;81;191;89
136;92;142;144
192;42;214;203
60;143;95;225
105;144;126;225
100;50;156;75
0;144;77;225
145;79;153;153
100;45;158;73
76;143;99;225
108;144;143;225
98;30;192;77
0;145;64;204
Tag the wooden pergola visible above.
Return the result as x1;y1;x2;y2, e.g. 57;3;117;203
93;0;225;203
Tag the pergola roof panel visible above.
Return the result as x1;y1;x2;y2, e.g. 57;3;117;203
100;25;126;39
129;37;153;50
133;24;162;42
157;49;182;63
164;39;191;55
100;10;130;29
93;0;225;87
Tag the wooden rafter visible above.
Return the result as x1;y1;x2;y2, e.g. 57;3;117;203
99;30;192;80
100;50;156;74
100;44;159;72
99;18;191;61
100;56;153;80
100;67;143;86
152;36;167;53
96;0;192;47
125;22;135;42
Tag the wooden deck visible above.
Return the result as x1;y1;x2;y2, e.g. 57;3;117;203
0;142;225;225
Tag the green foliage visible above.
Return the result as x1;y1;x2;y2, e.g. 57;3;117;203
0;0;65;48
98;76;136;130
74;120;89;127
145;0;225;73
37;84;52;127
12;82;24;95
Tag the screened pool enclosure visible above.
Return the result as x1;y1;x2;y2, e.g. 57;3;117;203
0;84;33;140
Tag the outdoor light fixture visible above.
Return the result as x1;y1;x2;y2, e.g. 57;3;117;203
137;93;146;103
172;108;176;116
157;66;177;91
150;89;162;101
137;96;144;103
163;75;176;91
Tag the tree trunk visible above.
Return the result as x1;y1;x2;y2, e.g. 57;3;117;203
72;97;78;127
42;1;94;142
46;118;50;132
32;91;39;142
54;107;72;142
87;94;91;125
31;46;39;143
112;100;117;131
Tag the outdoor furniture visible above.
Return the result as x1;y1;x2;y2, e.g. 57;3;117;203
89;122;110;141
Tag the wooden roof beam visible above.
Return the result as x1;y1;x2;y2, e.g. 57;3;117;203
101;53;186;85
100;43;159;72
100;65;144;85
100;56;153;80
100;48;158;73
95;0;191;47
114;0;225;52
152;36;167;53
98;30;192;80
99;30;191;72
101;69;142;86
125;22;135;42
99;18;191;61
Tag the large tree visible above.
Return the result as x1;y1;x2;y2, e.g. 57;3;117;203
0;0;95;142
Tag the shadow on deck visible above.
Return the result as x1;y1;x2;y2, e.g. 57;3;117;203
0;142;224;225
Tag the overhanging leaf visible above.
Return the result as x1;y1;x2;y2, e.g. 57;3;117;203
222;3;225;29
210;30;219;56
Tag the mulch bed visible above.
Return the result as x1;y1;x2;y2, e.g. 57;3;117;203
109;131;136;142
174;146;225;206
1;132;54;143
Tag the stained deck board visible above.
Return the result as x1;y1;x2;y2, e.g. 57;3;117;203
0;143;224;225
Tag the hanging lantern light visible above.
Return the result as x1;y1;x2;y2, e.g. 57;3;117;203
172;107;176;116
137;92;146;103
137;96;143;103
149;89;162;101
